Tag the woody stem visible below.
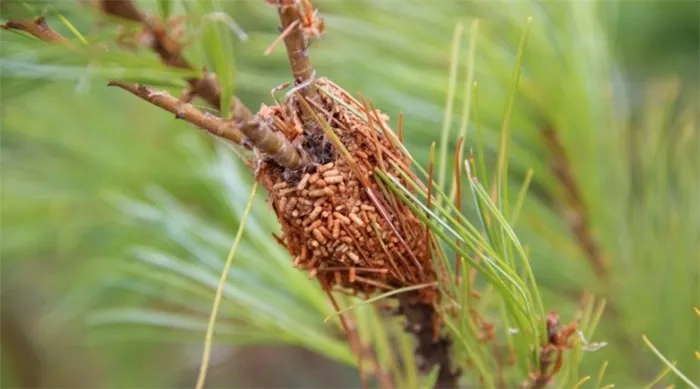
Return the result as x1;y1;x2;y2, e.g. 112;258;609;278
108;82;307;170
278;2;318;102
1;17;306;170
397;293;459;389
97;0;251;121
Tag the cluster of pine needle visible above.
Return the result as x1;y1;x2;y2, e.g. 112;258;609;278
2;1;652;389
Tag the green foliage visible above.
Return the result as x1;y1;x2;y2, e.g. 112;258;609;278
643;334;699;389
183;0;240;117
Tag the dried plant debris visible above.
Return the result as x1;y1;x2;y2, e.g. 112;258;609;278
257;79;436;299
527;312;580;389
253;78;458;387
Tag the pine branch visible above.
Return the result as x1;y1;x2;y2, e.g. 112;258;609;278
1;17;69;44
276;0;318;102
2;16;307;170
98;0;145;23
107;82;307;169
96;0;251;122
106;81;242;144
271;0;326;140
541;126;607;278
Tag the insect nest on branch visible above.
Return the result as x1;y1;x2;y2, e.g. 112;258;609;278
256;77;459;388
255;79;438;303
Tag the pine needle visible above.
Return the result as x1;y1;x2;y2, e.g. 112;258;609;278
694;307;700;361
642;335;699;389
55;13;88;45
325;290;369;389
572;376;591;389
265;19;299;56
643;363;675;389
436;22;463;195
595;361;609;389
323;282;437;322
195;181;259;389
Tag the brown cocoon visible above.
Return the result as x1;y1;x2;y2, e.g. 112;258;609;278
256;78;437;301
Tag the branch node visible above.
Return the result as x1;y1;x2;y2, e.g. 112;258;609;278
276;0;319;100
285;69;316;99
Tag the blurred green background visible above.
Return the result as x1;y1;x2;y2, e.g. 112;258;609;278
1;0;698;388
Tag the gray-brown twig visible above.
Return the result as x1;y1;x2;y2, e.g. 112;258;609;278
541;126;607;278
2;16;307;170
108;82;308;169
96;0;251;121
107;81;244;144
1;17;69;44
272;0;326;140
276;0;319;101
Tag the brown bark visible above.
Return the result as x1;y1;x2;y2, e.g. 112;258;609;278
2;17;306;169
2;17;69;43
108;82;307;169
97;0;251;121
107;81;245;144
278;2;317;101
98;0;145;23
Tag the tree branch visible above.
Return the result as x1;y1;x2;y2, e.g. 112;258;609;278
398;293;459;389
0;16;251;143
2;16;307;170
107;81;243;144
97;0;251;122
1;17;69;44
98;0;145;23
108;82;307;169
541;126;607;278
277;0;318;102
